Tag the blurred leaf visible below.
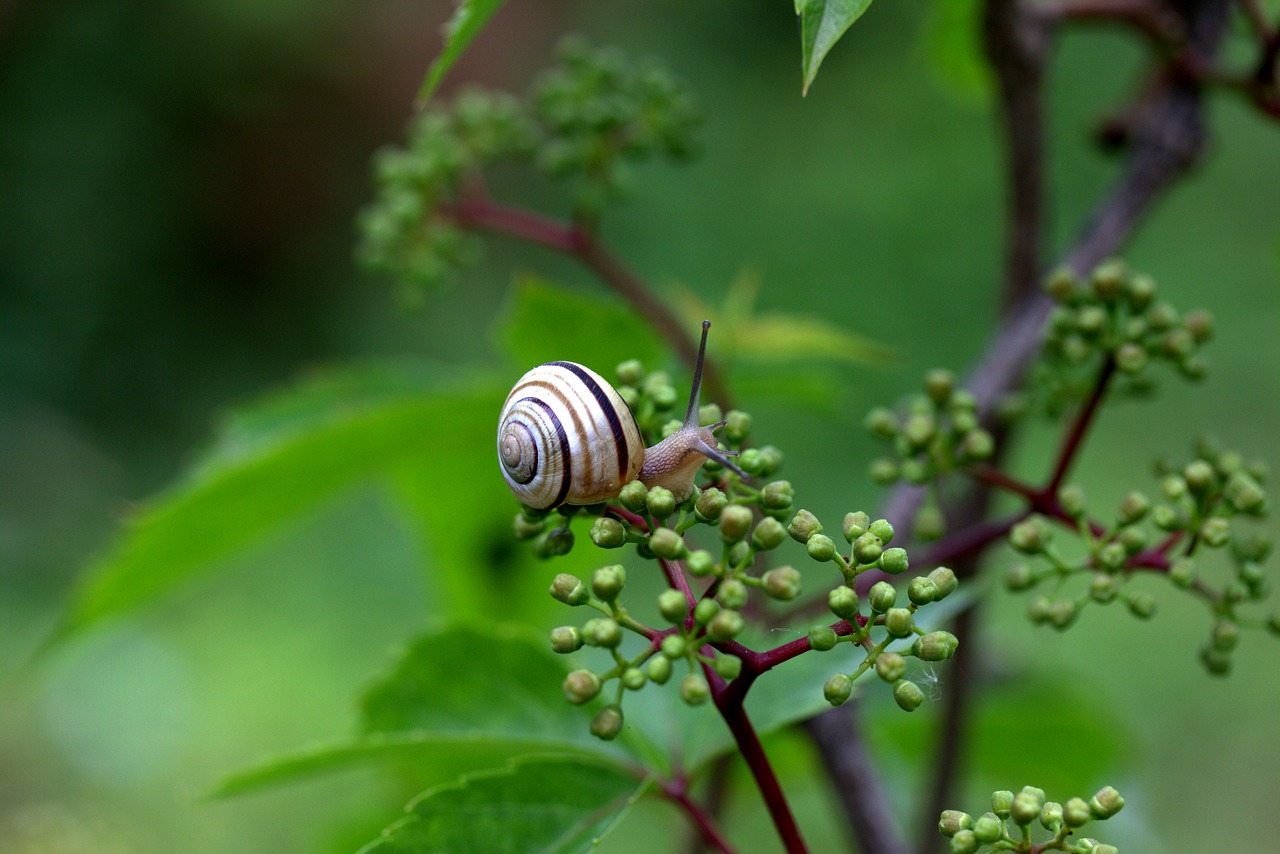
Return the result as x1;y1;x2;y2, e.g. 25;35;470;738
796;0;875;95
495;277;666;372
917;0;991;106
50;364;505;647
358;755;649;854
415;0;508;107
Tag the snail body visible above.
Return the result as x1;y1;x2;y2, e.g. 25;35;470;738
497;321;743;510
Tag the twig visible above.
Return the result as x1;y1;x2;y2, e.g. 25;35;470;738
664;775;740;854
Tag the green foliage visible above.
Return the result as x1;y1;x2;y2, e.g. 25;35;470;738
414;0;509;106
795;0;876;95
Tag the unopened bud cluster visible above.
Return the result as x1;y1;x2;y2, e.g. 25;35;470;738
941;785;1125;853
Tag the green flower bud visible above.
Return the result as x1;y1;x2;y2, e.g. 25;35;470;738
695;487;728;522
693;598;720;625
1200;643;1232;675
1097;541;1127;570
680;673;710;706
1161;474;1188;499
535;527;575;557
1169;557;1196;588
646;654;672;684
885;608;914;638
788;509;823;543
550;573;590;606
903;413;937;449
881;547;910;575
824;673;853;706
875;651;906;683
1117;524;1148;554
1089;573;1117;603
1200;517;1231;548
621;666;646;691
649;527;687;559
757;445;785;476
1058;485;1087;518
1211;620;1239;652
737;448;764;475
1127;592;1156;619
563;669;602;704
591;565;627;601
869;458;900;485
646;485;677;519
713;654;742;680
869;581;897;613
864;406;899;439
724;410;752;443
929;566;959;599
950;409;979;435
752;516;787;550
761;480;794;511
915;631;958;661
915;505;946;540
900;458;930;484
1063;797;1092;827
590;704;624;740
616;385;639;409
713;578;746;610
991;790;1014;818
1151;503;1182;531
582;617;622;648
853;532;883;565
762;566;803;601
1268;612;1280;636
719;504;754;543
698;402;722;427
1091;259;1126;300
707;612;745;650
651;386;678;410
660;633;687;659
1011;790;1043;825
1005;562;1034;591
686;549;715;577
972;813;1002;844
925;369;955;404
726;540;750;569
589;516;627;549
1127;272;1156;308
514;513;545;539
823;586;858;621
1010;515;1051;554
615;358;645;386
1183;308;1213;342
1091;845;1119;854
949;829;979;854
550;626;583;654
1027;596;1052;623
807;533;838;562
1118;490;1150;523
808;625;838;651
1089;786;1124;819
619;480;649;513
938;809;974;837
908;576;937;605
1184;459;1215;494
1115;341;1148;374
893;679;924;711
658;589;689;623
1049;599;1078;629
1226;473;1267;515
957;429;994;461
868;518;895;545
1076;304;1108;336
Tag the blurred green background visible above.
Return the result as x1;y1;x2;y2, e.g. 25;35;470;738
2;1;1277;852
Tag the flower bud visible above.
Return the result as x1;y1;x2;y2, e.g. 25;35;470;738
925;369;955;404
928;566;958;599
869;581;897;613
808;625;838;651
563;669;602;704
972;813;1002;844
1200;517;1230;548
1089;786;1124;819
660;634;686;659
1058;485;1087;518
1118;490;1150;524
807;533;838;562
1089;573;1117;603
535;527;574;557
550;625;583;654
893;679;924;711
824;673;853;705
591;565;627;601
686;549;715;577
757;445;784;476
619;480;649;513
1169;557;1196;588
646;485;677;519
1011;791;1042;825
616;358;645;386
1183;459;1214;494
760;479;794;510
550;573;590;606
680;673;710;706
1115;341;1148;374
1010;516;1050;554
1005;562;1034;591
1201;643;1232;675
875;651;906;683
590;705;624;740
727;541;750;568
719;504;753;543
1127;272;1156;308
693;598;720;625
885;607;913;638
853;533;883;565
949;829;978;854
915;631;958;661
957;429;994;461
718;577;749;610
1092;259;1125;300
737;448;764;474
868;518;895;545
620;667;646;691
713;654;742;680
1126;592;1156;619
695;487;728;522
881;548;910;575
589;516;627;549
724;410;752;443
991;790;1014;818
938;810;973;838
908;576;937;605
788;509;823;543
514;514;545;539
1063;797;1091;827
752;516;787;550
646;654;672;684
1049;599;1078;630
903;413;936;449
763;566;803;601
829;585;860;619
869;458;899;485
658;589;688;623
649;527;687;559
705;608;745;642
582;617;622;648
864;406;899;439
900;458;930;484
1097;541;1127;570
1040;801;1064;831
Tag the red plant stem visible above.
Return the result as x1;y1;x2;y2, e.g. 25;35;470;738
443;194;733;406
663;776;739;854
1047;356;1117;492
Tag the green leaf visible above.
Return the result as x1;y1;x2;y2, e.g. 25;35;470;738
49;364;506;647
796;0;875;95
917;0;991;106
358;755;648;854
415;0;508;107
495;277;666;372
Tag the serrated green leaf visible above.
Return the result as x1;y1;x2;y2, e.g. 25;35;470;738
415;0;508;107
358;755;648;854
495;277;666;372
48;364;506;647
797;0;874;95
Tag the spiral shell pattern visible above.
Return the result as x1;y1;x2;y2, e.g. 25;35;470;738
497;361;645;509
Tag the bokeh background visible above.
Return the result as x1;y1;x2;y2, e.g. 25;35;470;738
2;1;1278;852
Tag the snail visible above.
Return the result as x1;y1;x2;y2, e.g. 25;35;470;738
498;320;746;510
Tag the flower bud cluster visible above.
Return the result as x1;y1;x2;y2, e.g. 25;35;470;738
864;370;995;535
940;785;1125;853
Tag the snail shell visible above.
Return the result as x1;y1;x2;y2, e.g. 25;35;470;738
498;361;645;510
497;321;744;510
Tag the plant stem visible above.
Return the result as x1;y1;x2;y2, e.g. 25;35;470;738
663;775;740;854
1046;357;1117;492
